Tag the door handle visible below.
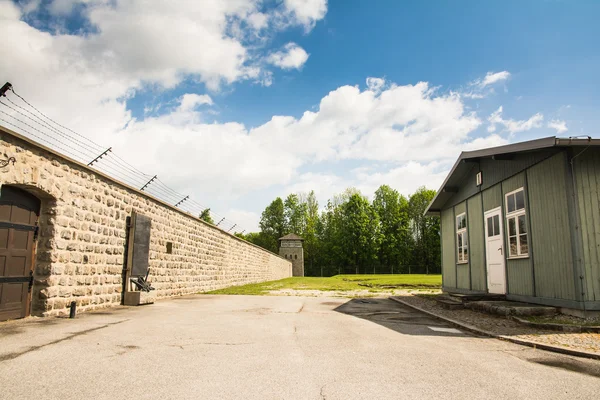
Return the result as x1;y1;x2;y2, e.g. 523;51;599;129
498;247;503;255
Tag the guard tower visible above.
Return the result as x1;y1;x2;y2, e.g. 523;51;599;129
278;233;304;277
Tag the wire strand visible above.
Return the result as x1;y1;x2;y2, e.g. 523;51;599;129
0;109;92;162
1;88;250;235
3;97;103;154
9;88;105;151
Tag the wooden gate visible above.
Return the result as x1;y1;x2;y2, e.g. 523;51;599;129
0;186;40;321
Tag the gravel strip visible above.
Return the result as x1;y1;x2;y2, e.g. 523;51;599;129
395;292;600;356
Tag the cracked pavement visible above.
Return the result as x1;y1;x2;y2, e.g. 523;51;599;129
1;295;599;399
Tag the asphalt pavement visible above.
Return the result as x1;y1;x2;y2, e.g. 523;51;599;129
1;295;599;399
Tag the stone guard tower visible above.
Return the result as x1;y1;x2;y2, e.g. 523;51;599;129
278;233;304;277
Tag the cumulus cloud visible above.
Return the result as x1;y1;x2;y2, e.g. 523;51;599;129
488;106;543;134
548;119;568;134
8;0;327;93
267;43;309;70
0;2;515;231
282;0;328;31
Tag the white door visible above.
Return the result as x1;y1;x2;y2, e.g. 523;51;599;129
484;207;506;294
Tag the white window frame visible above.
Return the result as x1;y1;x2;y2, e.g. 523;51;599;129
456;213;468;264
505;188;529;258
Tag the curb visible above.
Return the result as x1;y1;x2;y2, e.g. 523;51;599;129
510;316;600;333
389;296;600;361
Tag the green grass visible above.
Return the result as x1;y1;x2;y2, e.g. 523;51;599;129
206;274;442;296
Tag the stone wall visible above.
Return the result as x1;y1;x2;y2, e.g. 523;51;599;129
0;127;292;317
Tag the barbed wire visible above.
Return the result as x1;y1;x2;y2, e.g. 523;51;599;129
0;87;249;235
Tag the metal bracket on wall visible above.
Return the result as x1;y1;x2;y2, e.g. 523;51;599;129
0;153;16;168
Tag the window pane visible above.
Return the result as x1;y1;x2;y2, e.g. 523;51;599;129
507;194;516;213
515;190;525;210
464;247;469;261
457;215;464;229
509;237;518;256
457;233;463;247
493;215;500;236
487;217;493;237
520;234;528;255
518;214;527;234
508;217;516;236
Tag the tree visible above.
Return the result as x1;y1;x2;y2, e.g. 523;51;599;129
340;193;380;275
373;185;402;274
302;191;320;276
258;197;286;252
199;208;214;224
284;194;307;234
249;185;441;276
408;187;440;274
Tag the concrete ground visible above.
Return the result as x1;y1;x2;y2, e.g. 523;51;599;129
1;295;599;400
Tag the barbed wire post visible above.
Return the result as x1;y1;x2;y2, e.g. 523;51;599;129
174;195;189;207
88;147;112;166
0;83;250;236
140;175;157;191
0;82;12;97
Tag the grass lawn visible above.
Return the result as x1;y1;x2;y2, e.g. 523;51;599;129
206;274;442;296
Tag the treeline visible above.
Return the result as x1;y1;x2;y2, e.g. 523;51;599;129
237;185;441;276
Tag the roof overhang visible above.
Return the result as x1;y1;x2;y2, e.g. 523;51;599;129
425;136;600;216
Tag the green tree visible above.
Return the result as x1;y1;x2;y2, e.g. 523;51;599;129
408;186;440;274
340;193;380;274
259;197;286;252
284;193;307;234
199;208;214;224
300;191;320;276
373;185;409;274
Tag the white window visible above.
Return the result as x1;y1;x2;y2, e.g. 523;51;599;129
505;188;528;258
456;213;468;263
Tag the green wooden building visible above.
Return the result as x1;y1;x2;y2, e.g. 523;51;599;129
425;136;600;311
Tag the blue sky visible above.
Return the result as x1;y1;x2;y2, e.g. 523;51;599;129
1;0;599;231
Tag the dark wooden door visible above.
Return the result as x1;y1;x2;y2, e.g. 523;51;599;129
0;186;40;321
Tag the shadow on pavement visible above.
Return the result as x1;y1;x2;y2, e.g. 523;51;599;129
334;298;475;337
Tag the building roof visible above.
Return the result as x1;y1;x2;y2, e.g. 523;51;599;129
278;233;304;241
425;136;600;215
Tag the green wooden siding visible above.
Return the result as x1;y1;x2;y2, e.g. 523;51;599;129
482;183;502;212
574;148;600;302
441;207;456;288
527;152;576;300
454;202;470;289
501;172;534;296
467;194;486;291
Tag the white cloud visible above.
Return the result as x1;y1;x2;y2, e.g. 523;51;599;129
463;70;511;99
480;71;511;88
179;94;213;111
8;0;327;93
366;77;386;93
548;119;568;134
488;106;543;134
267;43;309;70
0;2;511;232
283;0;328;31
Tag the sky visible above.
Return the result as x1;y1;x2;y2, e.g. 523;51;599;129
1;0;599;232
